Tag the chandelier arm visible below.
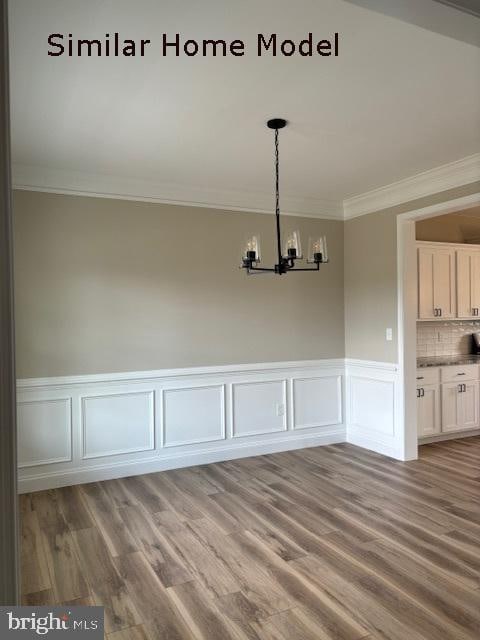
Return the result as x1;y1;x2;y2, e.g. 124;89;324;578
283;264;321;272
246;266;277;273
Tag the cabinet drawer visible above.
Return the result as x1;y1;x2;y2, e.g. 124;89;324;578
416;368;440;385
441;364;480;383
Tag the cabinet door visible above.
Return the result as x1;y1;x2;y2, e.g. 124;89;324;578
433;248;456;319
418;248;435;319
457;250;480;319
441;382;461;433
417;385;441;438
471;252;480;316
418;246;456;319
459;381;479;430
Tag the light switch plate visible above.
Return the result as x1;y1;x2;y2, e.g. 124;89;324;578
386;328;393;341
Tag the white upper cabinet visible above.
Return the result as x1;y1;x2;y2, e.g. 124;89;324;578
456;249;480;319
418;245;456;319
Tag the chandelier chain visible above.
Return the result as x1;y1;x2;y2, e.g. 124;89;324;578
275;127;282;265
275;128;279;216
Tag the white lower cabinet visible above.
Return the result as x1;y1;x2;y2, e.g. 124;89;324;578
417;384;441;437
441;380;479;433
417;366;480;439
458;380;479;431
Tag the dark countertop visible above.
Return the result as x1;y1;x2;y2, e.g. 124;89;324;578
417;355;480;368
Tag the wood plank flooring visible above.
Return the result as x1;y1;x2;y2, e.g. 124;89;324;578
20;437;480;640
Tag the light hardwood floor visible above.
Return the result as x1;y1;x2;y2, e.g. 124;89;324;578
20;437;480;640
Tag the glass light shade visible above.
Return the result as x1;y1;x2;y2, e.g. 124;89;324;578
307;236;329;263
283;230;302;259
242;235;261;263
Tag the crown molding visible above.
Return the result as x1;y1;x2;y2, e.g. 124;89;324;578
343;153;480;220
12;164;344;221
13;154;480;223
432;1;480;19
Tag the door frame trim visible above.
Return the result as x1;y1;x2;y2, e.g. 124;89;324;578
397;192;480;461
0;0;19;605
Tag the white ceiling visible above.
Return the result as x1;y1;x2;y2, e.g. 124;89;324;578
8;0;480;217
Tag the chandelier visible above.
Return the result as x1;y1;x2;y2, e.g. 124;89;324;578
241;118;329;275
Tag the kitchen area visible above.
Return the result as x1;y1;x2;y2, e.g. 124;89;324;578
416;208;480;442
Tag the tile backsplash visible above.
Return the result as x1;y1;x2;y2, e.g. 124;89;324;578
417;321;480;357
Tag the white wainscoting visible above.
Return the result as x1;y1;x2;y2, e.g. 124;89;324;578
82;391;155;459
17;359;346;492
232;380;287;437
163;385;226;447
292;376;342;430
17;398;72;468
345;359;402;459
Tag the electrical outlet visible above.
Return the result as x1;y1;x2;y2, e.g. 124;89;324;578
386;328;393;341
276;403;285;417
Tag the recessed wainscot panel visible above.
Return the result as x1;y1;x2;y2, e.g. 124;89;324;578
18;398;72;467
293;376;342;430
349;377;395;436
163;385;225;447
82;391;154;459
232;380;287;437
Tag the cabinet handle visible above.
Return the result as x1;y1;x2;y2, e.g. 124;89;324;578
420;388;425;397
458;384;463;393
434;308;438;317
416;389;420;398
463;383;467;392
457;372;466;376
416;376;424;380
439;308;442;317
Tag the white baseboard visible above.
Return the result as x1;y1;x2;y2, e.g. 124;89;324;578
346;431;402;460
17;359;347;493
418;428;480;445
18;427;345;493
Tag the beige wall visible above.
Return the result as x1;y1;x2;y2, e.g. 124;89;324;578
416;211;480;243
15;181;480;376
13;191;344;378
344;181;480;363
